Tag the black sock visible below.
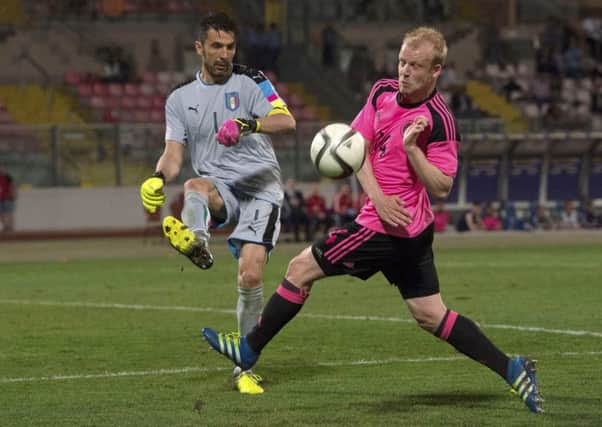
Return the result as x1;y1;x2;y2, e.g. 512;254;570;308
435;310;509;379
246;279;309;353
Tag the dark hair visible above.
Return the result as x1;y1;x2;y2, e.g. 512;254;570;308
198;12;238;43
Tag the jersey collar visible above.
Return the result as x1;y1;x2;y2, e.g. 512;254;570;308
397;89;438;108
196;70;232;86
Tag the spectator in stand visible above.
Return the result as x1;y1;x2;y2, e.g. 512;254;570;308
332;183;356;227
439;61;462;91
282;178;308;242
147;38;168;72
502;76;524;102
0;168;16;232
265;22;282;73
433;200;450;232
580;198;601;229
305;183;330;241
529;205;554;231
482;204;503;231
558;200;580;229
456;202;483;232
321;22;337;68
354;189;367;213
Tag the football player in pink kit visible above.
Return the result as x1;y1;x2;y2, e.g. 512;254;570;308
203;27;543;413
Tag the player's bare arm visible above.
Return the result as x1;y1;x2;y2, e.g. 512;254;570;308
257;111;296;135
356;139;412;227
403;116;453;199
156;140;185;182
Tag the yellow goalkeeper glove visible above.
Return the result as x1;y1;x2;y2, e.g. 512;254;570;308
140;171;165;213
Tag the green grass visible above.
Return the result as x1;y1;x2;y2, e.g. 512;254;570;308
1;235;601;426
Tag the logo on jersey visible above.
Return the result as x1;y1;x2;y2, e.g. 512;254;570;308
372;130;391;158
225;92;240;111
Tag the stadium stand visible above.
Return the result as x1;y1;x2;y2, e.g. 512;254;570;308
0;0;600;230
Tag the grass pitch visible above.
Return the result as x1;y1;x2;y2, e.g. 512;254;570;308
1;232;601;426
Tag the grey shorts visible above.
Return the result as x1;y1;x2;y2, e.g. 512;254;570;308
209;178;281;259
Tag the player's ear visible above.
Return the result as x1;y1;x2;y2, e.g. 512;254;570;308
432;63;442;79
194;40;204;56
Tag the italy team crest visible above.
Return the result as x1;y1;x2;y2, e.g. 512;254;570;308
225;92;240;111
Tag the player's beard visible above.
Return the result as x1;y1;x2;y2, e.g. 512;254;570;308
206;60;232;83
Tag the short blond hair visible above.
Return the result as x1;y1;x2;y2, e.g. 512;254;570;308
403;27;448;67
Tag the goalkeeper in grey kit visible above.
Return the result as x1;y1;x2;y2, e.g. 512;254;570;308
139;12;295;394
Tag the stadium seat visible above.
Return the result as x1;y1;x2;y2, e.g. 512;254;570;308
103;108;119;123
64;71;83;85
141;72;158;84
264;70;278;83
108;83;124;97
287;93;304;108
124;83;139;96
157;71;171;85
275;82;289;97
77;83;93;97
134;110;151;123
104;97;121;109
150;108;163;123
120;96;137;109
171;71;189;85
89;96;106;109
92;83;109;97
151;96;165;109
139;83;155;96
119;110;135;122
136;96;152;109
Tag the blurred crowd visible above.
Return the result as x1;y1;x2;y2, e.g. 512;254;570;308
434;199;601;233
281;179;366;242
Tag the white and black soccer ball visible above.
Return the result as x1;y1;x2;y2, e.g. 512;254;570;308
310;123;366;179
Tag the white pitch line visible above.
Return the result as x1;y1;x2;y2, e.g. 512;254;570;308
2;351;601;384
437;262;601;269
1;299;601;338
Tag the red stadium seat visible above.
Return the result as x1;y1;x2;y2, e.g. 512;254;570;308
136;96;152;109
103;108;119;123
139;83;155;96
92;83;109;97
104;97;121;109
141;72;158;84
150;108;164;123
275;82;289;97
120;97;137;109
156;83;171;95
157;71;171;85
119;109;135;122
108;83;124;97
77;83;93;97
264;70;277;83
151;95;165;109
64;71;83;85
89;96;106;109
124;83;139;96
287;93;304;108
134;110;151;123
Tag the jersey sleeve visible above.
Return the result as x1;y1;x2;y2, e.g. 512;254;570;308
242;70;289;118
427;140;459;177
165;91;187;144
426;98;461;177
351;97;376;143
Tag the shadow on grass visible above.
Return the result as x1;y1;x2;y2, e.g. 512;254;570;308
365;392;502;413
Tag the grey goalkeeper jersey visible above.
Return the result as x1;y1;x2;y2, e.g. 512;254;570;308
165;65;286;204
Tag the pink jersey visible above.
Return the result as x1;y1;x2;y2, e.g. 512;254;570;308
351;79;459;238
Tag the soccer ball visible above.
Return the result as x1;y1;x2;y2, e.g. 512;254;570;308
310;123;366;179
